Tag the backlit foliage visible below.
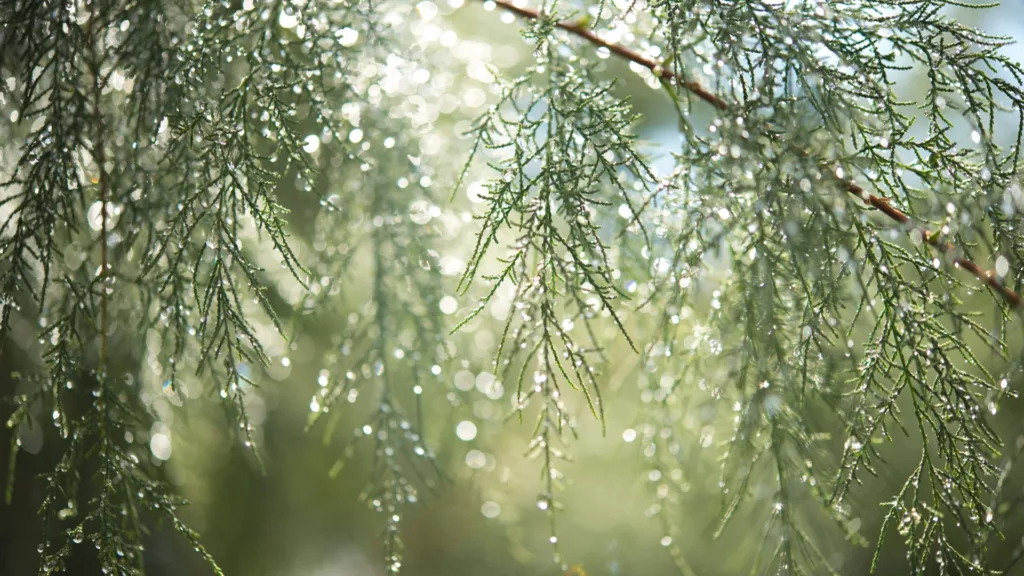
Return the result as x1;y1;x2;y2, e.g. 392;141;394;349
2;0;1024;574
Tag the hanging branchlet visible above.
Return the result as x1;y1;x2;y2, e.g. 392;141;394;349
454;6;663;556
0;0;376;571
37;372;223;576
129;0;387;459
0;0;89;347
0;2;223;573
523;344;575;569
302;28;449;562
307;158;447;573
456;1;659;419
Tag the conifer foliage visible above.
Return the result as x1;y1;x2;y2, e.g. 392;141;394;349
2;0;1024;574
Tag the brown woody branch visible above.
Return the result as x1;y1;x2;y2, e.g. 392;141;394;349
489;0;1023;310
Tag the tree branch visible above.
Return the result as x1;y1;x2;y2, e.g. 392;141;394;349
488;0;1023;310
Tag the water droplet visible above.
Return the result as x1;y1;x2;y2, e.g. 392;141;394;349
481;501;501;518
303;135;320;153
465;449;486;469
455;420;477;441
278;10;298;28
337;27;359;47
996;255;1009;277
439;296;457;315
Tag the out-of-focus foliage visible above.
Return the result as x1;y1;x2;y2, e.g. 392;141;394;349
1;1;1024;575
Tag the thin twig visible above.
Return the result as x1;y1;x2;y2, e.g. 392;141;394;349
488;0;1023;310
87;4;110;363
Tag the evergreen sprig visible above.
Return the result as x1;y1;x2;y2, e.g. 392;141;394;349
452;6;666;551
305;119;448;572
